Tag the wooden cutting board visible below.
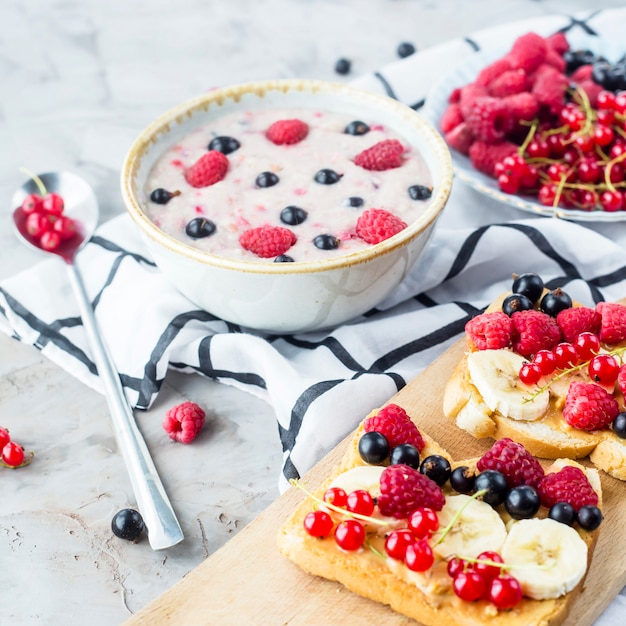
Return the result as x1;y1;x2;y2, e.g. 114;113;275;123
125;339;626;626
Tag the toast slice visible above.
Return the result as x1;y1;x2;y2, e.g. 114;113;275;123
277;403;602;626
443;291;626;481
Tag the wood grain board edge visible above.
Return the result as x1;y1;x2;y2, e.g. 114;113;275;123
125;339;626;626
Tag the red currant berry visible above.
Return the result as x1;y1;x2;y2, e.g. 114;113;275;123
594;124;614;147
533;349;557;376
384;529;415;561
553;343;578;369
497;173;519;195
21;193;43;214
404;539;434;572
53;215;78;240
473;551;504;581
488;574;523;609
546;134;567;157
538;184;557;206
526;139;550;159
577;189;599;211
40;230;62;251
600;189;623;212
577;158;601;184
25;211;51;238
597;90;616;110
597;109;616;126
610;143;626;159
588;354;620;386
574;133;594;152
452;570;487;602
519;362;542;385
615;92;626;115
346;490;375;516
2;441;25;467
574;332;601;360
447;557;466;579
334;519;365;551
407;507;439;539
303;510;333;537
323;487;347;508
42;192;65;215
0;427;11;449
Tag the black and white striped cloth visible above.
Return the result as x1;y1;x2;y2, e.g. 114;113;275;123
2;7;626;496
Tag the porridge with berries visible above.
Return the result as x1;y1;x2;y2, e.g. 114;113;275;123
143;107;434;263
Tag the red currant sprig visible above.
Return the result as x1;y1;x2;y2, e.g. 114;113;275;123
0;427;34;469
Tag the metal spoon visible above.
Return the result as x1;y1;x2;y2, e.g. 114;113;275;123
12;171;184;550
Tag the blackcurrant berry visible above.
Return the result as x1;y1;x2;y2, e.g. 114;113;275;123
150;188;180;204
502;293;534;316
548;501;576;526
334;57;351;75
389;443;420;469
540;288;573;316
185;217;216;239
612;412;626;438
344;121;370;136
280;205;308;226
474;470;508;507
408;185;432;201
313;234;340;250
450;466;475;494
314;169;342;185
511;272;544;303
274;254;294;263
256;172;279;188
504;485;540;519
358;431;389;465
419;455;451;486
111;508;145;542
345;196;364;208
397;42;416;58
577;505;603;531
208;135;240;155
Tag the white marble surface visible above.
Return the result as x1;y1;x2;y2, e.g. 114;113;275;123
2;0;626;624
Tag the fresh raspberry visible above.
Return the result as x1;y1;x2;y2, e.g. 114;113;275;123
507;32;548;74
465;311;515;350
544;48;566;73
556;306;601;343
448;87;462;103
488;69;530;98
265;119;309;145
537;465;598;511
468;140;517;177
474;58;513;88
363;403;426;451
511;309;561;357
444;122;474;155
355;208;407;244
571;64;593;82
502;92;540;124
476;438;544;488
184;151;229;188
440;103;464;134
353;139;405;171
459;83;489;119
563;381;619;431
377;464;445;519
162;401;206;444
464;96;512;143
545;31;570;55
596;301;626;344
239;226;296;258
531;64;569;114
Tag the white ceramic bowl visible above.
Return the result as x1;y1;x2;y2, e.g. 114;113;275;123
121;79;453;334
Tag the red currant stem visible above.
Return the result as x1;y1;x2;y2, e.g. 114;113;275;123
451;554;552;572
289;479;391;527
0;449;34;469
518;119;539;156
522;345;626;404
571;86;594;137
614;125;626;141
553;171;569;209
604;150;626;193
432;489;488;547
19;167;48;197
365;537;386;559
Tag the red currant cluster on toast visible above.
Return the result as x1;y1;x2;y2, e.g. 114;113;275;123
296;404;601;610
441;30;626;212
0;426;33;469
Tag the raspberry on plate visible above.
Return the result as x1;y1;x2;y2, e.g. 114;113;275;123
562;381;619;431
506;32;548;74
266;119;309;145
477;437;544;488
353;139;404;171
184;151;229;188
487;69;530;98
239;226;297;258
537;464;598;511
363;403;425;451
162;401;206;444
465;311;514;351
464;96;512;143
355;208;407;244
377;464;445;518
511;309;561;358
556;306;601;343
444;122;474;155
596;301;626;344
468;140;517;177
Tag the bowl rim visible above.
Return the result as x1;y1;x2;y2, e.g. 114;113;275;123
120;78;453;275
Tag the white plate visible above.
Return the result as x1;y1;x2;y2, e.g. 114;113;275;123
422;18;626;223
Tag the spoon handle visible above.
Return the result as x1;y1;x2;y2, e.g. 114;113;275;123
66;262;184;550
